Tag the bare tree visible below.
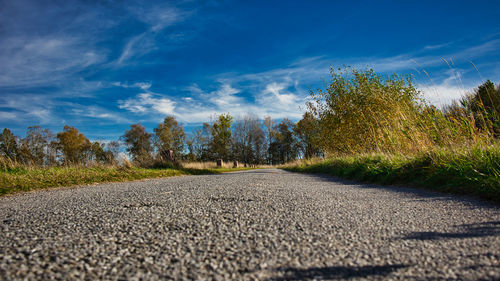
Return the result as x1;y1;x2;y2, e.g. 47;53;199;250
22;126;54;165
0;128;18;161
232;115;265;165
263;116;275;163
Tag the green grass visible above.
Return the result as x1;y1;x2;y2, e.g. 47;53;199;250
284;145;500;203
0;165;255;196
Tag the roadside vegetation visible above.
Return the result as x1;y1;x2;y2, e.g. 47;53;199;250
0;157;254;196
286;145;499;202
285;67;499;202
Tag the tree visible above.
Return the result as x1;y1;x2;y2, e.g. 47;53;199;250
188;123;212;161
185;137;196;162
56;126;91;164
90;141;116;164
268;119;297;164
22;126;54;165
211;113;233;160
0;128;18;161
294;112;322;159
121;123;152;165
460;80;500;137
106;141;121;163
263;116;274;163
232;115;265;165
154;116;185;161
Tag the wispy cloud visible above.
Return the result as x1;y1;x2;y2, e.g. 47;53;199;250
0;94;56;125
0;1;195;86
115;5;191;65
131;5;185;32
112;81;152;90
424;41;454;50
117;82;176;116
0;36;106;87
0;111;19;120
71;105;130;124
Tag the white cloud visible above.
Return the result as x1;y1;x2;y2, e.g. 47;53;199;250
0;111;18;120
119;93;176;115
0;94;56;125
211;84;241;107
262;82;299;107
171;80;307;123
112;81;152;90
115;80;176;116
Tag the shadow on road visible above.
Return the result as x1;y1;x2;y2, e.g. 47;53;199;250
404;221;500;240
286;170;499;210
267;264;407;280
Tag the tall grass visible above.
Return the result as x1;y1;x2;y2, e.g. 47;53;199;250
308;67;493;156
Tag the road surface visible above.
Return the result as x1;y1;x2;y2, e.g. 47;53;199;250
0;169;499;280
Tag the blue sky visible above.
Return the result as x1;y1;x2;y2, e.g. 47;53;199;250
1;0;499;141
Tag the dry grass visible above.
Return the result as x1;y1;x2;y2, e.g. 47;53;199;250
308;67;494;156
181;161;234;169
181;161;275;169
0;164;185;196
0;157;269;196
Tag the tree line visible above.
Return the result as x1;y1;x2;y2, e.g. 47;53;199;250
0;113;322;167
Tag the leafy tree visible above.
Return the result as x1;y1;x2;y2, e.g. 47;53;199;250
56;125;91;164
268;119;297;164
154;116;185;161
294;112;322;159
122;123;153;165
211;113;233;160
460;80;500;137
0;128;18;161
90;141;116;164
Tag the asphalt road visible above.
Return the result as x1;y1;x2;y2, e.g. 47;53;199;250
0;169;499;280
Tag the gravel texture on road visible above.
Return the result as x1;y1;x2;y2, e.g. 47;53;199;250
0;169;499;280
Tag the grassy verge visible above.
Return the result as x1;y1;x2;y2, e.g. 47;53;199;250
0;165;255;196
283;145;500;203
